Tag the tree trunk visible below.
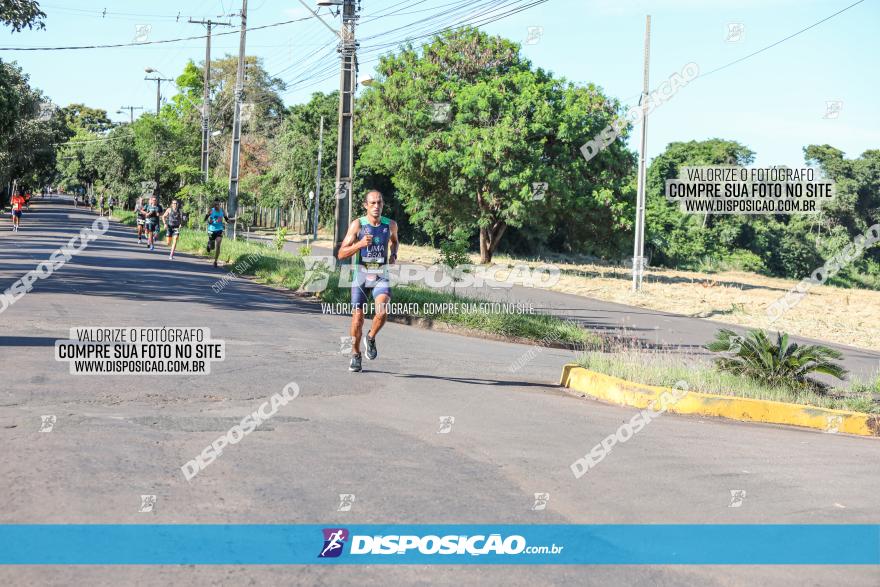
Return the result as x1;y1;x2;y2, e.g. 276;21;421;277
479;221;507;264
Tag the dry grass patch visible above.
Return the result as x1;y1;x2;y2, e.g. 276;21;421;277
393;243;880;352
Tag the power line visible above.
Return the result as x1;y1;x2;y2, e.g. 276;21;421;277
0;16;312;51
278;0;536;94
610;0;867;109
699;0;866;79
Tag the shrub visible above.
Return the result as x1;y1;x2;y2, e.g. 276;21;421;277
723;249;766;273
273;226;288;251
706;328;847;390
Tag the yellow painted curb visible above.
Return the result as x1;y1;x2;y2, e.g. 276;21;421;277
560;364;880;437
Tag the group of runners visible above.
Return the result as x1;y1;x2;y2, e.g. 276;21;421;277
6;183;396;373
132;195;230;267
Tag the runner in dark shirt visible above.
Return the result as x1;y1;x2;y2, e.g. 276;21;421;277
161;199;184;260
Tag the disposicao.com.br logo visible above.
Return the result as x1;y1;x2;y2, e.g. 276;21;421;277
318;528;563;559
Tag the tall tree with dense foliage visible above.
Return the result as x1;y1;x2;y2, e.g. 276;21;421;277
58;103;113;134
261;91;338;230
803;145;880;287
645;139;758;269
357;27;635;263
0;59;64;193
0;0;45;32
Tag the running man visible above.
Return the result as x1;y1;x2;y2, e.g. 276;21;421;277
162;199;184;260
134;196;146;243
204;200;230;268
337;190;399;372
107;196;115;218
143;196;163;251
97;195;105;217
10;189;25;232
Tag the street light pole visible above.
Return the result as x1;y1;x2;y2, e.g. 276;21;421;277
331;0;360;258
144;75;173;115
118;105;143;123
632;15;651;292
189;18;232;183
144;73;172;202
313;115;324;241
228;0;248;226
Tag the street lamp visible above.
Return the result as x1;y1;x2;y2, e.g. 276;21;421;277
144;67;173;114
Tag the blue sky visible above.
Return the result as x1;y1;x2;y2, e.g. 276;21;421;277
3;0;877;167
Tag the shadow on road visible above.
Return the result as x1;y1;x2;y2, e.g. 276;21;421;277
367;370;558;389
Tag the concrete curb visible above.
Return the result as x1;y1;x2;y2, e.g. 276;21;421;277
560;364;880;437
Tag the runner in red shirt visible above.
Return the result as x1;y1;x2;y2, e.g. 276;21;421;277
10;190;25;232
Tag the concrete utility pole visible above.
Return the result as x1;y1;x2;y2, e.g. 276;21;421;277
331;0;360;258
145;75;173;115
227;0;248;224
632;15;651;292
118;105;143;123
189;18;231;183
144;75;172;201
313;115;325;241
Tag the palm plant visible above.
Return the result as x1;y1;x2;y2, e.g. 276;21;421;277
706;329;847;390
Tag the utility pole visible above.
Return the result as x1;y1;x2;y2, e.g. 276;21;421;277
313;115;325;241
332;0;360;258
632;15;651;292
227;0;248;226
118;105;143;123
144;75;173;115
189;18;231;183
144;75;172;201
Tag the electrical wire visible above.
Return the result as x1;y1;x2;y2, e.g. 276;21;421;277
0;15;313;50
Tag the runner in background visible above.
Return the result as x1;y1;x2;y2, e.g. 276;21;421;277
143;196;163;251
134;196;146;244
10;189;25;232
204;200;230;268
162;199;184;260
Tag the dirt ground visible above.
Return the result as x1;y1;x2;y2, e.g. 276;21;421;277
393;243;880;353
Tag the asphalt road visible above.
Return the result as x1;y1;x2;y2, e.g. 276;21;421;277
1;200;878;586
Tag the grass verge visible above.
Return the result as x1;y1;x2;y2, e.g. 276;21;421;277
111;211;595;346
319;270;596;346
577;350;880;413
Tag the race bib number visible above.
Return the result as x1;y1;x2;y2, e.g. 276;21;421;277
364;259;385;275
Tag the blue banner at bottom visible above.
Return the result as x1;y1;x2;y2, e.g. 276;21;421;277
0;525;878;564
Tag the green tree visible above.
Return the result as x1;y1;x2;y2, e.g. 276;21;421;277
206;55;285;136
58;103;114;134
263;91;338;231
0;60;65;194
357;27;635;263
0;0;45;32
804;145;880;234
645;139;756;268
